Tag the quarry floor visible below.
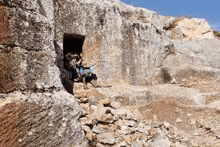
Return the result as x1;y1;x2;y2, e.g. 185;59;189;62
73;82;220;147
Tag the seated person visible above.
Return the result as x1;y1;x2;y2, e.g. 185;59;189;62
65;53;79;69
73;54;82;80
77;62;97;89
65;53;76;80
65;53;83;80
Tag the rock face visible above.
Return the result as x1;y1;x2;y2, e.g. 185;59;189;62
54;0;169;86
53;0;220;87
0;0;60;93
0;0;86;146
164;17;214;40
0;0;220;146
0;91;87;147
1;0;219;89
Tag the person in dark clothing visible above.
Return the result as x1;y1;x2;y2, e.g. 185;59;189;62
65;53;77;80
65;53;97;90
65;53;82;79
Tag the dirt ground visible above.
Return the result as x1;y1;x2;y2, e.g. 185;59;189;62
139;99;220;133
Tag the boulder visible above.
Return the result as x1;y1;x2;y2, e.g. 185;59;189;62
0;91;87;147
176;18;214;39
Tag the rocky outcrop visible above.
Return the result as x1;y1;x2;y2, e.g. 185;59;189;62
161;17;220;88
0;91;87;147
1;0;219;88
1;0;220;146
164;17;214;40
0;0;60;93
52;0;220;88
0;0;86;146
54;0;174;86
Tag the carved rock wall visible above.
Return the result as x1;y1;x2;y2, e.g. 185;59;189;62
0;0;61;93
2;0;219;89
0;0;86;146
54;0;173;86
0;0;220;146
54;0;220;86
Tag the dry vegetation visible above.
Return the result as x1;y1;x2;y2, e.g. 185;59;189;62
213;30;220;40
163;16;190;31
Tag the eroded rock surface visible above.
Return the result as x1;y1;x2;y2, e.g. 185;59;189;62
0;91;87;147
0;0;86;146
1;0;220;88
0;0;220;146
164;17;214;40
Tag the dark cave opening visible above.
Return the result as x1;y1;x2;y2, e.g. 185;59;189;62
63;33;85;68
62;33;85;94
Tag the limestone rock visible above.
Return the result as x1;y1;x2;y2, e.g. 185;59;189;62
82;125;94;141
1;0;220;147
111;108;131;117
193;132;200;136
176;117;183;123
98;99;111;107
88;97;98;105
80;116;93;126
80;97;89;103
123;135;132;145
164;122;172;129
92;125;105;134
116;141;127;147
115;119;137;128
1;0;220;89
97;133;115;145
80;103;91;116
176;18;214;39
110;101;122;109
215;133;220;139
132;140;143;147
0;91;87;147
153;138;171;147
92;107;115;123
96;143;105;147
188;118;196;125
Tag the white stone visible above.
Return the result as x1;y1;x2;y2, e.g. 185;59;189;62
97;133;115;145
176;118;183;123
110;101;122;109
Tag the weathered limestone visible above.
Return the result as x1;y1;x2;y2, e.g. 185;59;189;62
164;17;214;40
1;0;220;89
0;0;60;93
0;91;87;147
52;0;220;88
0;0;86;146
77;91;220;146
53;0;174;86
0;0;220;146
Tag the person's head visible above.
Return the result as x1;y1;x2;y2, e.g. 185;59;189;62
65;53;72;61
82;61;87;67
72;54;79;60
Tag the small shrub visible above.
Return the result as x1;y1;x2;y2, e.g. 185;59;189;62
161;68;172;83
213;30;220;40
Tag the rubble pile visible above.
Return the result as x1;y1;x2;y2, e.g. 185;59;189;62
75;89;220;147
